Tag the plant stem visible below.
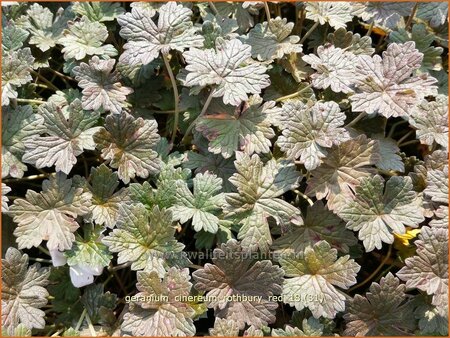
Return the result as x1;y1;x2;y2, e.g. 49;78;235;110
75;309;87;331
365;20;374;36
85;311;97;337
38;245;51;256
208;1;219;15
31;70;59;91
300;21;319;44
398;139;419;148
294;189;314;206
275;84;312;102
162;53;180;144
264;2;271;21
16;98;45;105
397;130;415;145
405;3;418;31
29;257;52;264
182;89;215;144
348;244;392;292
50;329;63;337
387;119;408;138
188;264;204;270
3;173;52;183
344;112;366;128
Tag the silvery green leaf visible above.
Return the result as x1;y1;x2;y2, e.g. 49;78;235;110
73;56;133;114
85;164;129;228
372;134;405;172
243;17;302;61
102;205;185;275
276;100;349;170
209;318;240;336
360;2;415;28
2;105;44;178
129;1;162;17
305;2;353;29
397;226;448;311
193;239;284;329
72;2;124;22
350;42;438;118
338;175;424;252
225;153;302;252
410;95;448;149
65;225;112;272
8;173;92;251
182;38;270;106
1;248;50;331
170;172;225;233
212;2;259;33
272;201;357;255
413;294;448;335
121;268;196;336
22;4;72;52
2;20;28;52
183;150;236;193
2;48;34;105
2;183;11;212
430;205;448;229
22;100;101;174
93;112;161;184
344;273;415;335
196;95;275;158
59;17;117;60
303;44;356;94
280;241;360;319
2;323;32;337
417;2;448;27
424;165;448;204
327;28;375;55
389;24;444;72
306;135;379;212
118;2;203;66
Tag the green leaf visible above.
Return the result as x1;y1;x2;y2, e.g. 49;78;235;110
182;38;270;106
326;28;374;55
275;100;349;170
243;17;302;61
102;205;185;275
59;16;117;60
118;2;203;66
72;2;124;22
80;284;117;325
93;112;161;184
196;95;275;158
121;268;196;336
2;104;44;178
2;20;29;52
225;152;302;252
373;134;405;172
193;239;284;329
85;164;129;228
22;99;101;174
65;225;112;271
338;175;424;252
272;201;357;255
2;183;11;212
9;173;92;251
344;273;415;335
170;172;225;233
389;24;444;72
1;247;50;331
73;56;133;114
279;241;360;319
22;3;72;52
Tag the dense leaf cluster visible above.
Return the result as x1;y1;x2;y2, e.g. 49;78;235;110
1;1;448;336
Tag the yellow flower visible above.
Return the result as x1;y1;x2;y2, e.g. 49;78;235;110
394;228;421;260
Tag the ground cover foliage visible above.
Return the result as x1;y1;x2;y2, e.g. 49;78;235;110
1;1;449;336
